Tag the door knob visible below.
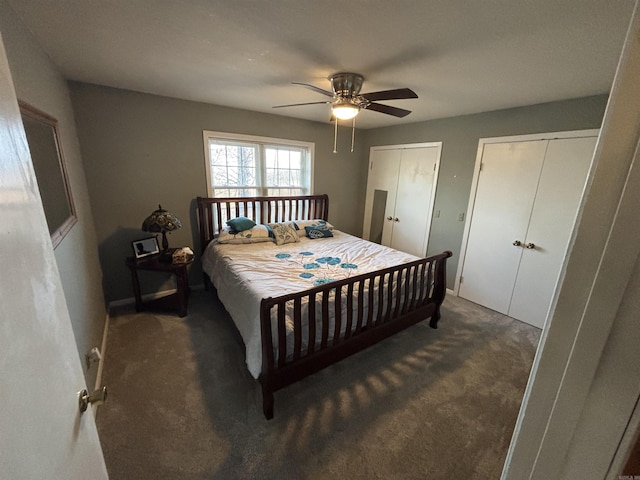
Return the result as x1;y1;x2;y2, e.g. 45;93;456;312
513;240;522;247
525;242;536;249
394;217;399;222
79;386;108;413
386;216;393;221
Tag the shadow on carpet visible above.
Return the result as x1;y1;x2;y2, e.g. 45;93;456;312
97;290;540;480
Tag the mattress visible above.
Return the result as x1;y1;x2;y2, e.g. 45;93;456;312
202;230;420;378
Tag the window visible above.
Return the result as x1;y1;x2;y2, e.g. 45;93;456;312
203;131;314;197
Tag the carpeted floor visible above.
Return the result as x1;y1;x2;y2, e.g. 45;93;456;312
97;290;540;480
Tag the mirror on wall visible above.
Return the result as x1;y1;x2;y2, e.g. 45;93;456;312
19;101;77;248
369;189;388;245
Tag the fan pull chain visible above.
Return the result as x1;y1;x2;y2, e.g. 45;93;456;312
332;116;357;154
351;116;356;152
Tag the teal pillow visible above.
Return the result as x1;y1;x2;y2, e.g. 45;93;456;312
305;226;334;239
226;216;256;233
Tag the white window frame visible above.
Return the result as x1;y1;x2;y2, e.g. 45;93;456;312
203;130;315;197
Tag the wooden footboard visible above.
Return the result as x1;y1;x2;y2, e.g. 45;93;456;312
258;250;452;419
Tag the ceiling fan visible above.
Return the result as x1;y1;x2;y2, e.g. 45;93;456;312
273;72;418;121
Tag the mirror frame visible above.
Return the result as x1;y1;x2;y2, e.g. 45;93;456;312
19;101;77;248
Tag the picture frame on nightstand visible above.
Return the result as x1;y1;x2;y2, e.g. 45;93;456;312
132;236;160;259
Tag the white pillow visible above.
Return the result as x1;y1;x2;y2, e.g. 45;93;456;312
268;222;300;246
217;225;274;244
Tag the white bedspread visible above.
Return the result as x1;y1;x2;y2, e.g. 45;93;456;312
202;230;420;378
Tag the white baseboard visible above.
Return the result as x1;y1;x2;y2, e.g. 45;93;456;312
447;287;456;296
94;312;109;391
108;288;176;310
92;311;110;417
108;284;206;311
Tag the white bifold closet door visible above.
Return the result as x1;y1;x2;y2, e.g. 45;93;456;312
362;143;441;258
458;132;598;329
458;140;546;316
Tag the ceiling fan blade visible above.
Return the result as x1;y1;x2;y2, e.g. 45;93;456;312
272;101;332;109
292;82;335;97
360;88;418;102
366;102;412;118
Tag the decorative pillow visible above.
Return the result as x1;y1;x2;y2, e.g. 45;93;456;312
217;225;274;244
305;225;334;239
268;222;300;246
226;216;256;233
293;219;334;237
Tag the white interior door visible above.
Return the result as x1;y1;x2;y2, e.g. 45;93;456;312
508;136;597;327
458;141;547;314
392;146;439;257
0;38;107;479
363;144;441;257
362;148;401;245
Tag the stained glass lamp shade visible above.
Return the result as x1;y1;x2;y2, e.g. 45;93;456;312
141;205;182;251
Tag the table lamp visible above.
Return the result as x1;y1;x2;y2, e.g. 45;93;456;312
141;204;182;252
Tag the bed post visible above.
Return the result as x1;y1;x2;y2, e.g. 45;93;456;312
261;381;275;420
429;250;453;329
259;297;276;419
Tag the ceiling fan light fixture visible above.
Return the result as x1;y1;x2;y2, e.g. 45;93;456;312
332;102;360;120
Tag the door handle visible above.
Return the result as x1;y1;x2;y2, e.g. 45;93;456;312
386;216;393;221
394;217;399;222
513;240;522;247
525;242;536;249
79;386;108;413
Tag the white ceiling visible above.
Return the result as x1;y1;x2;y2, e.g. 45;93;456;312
7;0;636;129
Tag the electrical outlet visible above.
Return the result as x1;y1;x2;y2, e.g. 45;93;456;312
458;212;465;222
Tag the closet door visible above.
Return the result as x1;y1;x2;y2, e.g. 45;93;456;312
458;131;598;329
392;147;439;256
508;136;597;326
458;141;547;314
363;144;441;257
362;148;401;246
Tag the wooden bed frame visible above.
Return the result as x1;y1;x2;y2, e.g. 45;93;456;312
197;194;452;419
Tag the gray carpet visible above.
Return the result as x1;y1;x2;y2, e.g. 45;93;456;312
97;290;540;480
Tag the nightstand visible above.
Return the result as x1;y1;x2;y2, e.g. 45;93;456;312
126;253;194;317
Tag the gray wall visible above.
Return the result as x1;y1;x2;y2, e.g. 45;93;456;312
0;1;107;387
69;80;607;301
362;96;609;288
0;0;612;423
69;83;368;302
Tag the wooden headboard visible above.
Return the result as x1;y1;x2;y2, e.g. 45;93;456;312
196;194;329;252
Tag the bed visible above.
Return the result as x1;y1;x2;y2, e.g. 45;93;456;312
197;194;452;419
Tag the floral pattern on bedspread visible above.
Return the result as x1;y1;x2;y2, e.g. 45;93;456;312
274;251;358;286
